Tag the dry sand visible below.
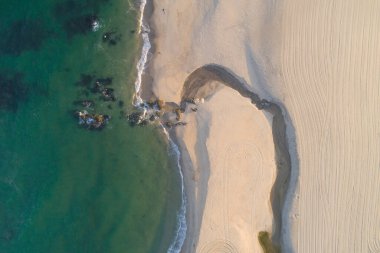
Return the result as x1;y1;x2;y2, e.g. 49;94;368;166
150;0;380;252
276;1;380;252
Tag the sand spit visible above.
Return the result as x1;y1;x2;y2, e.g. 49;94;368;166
179;64;292;251
176;85;277;253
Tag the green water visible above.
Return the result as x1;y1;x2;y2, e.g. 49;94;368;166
0;0;180;252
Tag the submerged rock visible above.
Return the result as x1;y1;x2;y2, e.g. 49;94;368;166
95;77;113;86
102;32;122;46
76;74;94;87
73;100;94;108
101;88;116;101
127;111;145;127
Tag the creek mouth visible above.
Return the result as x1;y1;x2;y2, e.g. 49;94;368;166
179;64;293;251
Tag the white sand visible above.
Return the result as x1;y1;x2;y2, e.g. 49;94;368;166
151;0;380;252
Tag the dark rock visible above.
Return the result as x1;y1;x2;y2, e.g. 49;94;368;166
149;115;157;121
76;110;110;130
127;111;145;127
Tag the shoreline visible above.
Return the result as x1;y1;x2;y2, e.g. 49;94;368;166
135;1;188;252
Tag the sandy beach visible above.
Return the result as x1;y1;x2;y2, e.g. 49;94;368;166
149;0;380;252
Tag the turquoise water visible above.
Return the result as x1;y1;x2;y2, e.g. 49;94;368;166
0;0;180;252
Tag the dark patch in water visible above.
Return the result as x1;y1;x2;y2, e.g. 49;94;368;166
0;19;50;55
102;31;122;46
0;73;28;112
63;14;99;38
76;74;95;87
0;228;15;242
95;77;113;86
53;0;112;38
53;0;82;17
53;0;109;18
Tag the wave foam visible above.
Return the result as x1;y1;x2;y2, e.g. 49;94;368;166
133;2;187;252
162;126;187;253
134;0;151;105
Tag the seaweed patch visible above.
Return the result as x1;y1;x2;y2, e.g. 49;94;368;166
63;14;100;37
0;19;50;55
53;0;112;38
0;72;29;112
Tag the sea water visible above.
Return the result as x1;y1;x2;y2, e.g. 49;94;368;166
0;0;181;252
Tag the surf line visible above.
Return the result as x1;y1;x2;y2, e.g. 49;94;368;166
133;1;187;253
133;0;151;105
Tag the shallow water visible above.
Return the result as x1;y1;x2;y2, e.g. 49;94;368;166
0;0;180;252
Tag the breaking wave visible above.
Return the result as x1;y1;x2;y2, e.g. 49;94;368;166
134;0;151;105
162;126;187;253
134;2;187;252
